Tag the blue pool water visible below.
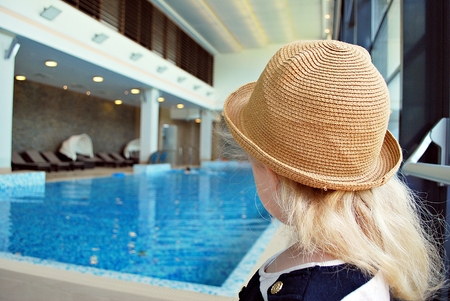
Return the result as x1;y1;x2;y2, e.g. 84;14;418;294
0;165;271;288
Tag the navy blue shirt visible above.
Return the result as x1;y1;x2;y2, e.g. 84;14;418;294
239;264;373;301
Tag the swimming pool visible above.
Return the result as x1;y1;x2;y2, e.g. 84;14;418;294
0;163;277;297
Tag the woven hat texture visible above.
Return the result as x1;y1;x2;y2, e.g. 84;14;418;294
223;40;402;191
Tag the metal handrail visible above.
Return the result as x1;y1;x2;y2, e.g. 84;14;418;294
402;118;450;185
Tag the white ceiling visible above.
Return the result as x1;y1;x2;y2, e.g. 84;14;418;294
150;0;333;54
11;0;334;109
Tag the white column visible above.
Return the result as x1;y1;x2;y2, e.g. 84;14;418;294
0;31;20;172
139;89;160;163
199;110;213;162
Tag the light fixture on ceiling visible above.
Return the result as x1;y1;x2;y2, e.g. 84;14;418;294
93;76;103;82
176;103;184;109
86;91;91;96
92;33;108;44
157;97;165;103
130;53;142;61
15;75;26;81
325;14;331;19
4;39;20;60
157;66;167;73
114;100;123;105
45;60;58;67
63;85;68;90
130;88;140;94
325;29;330;34
195;118;201;124
40;6;61;21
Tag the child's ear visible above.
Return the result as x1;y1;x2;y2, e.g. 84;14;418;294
265;166;280;191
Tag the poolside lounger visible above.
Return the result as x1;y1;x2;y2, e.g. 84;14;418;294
41;151;85;171
76;154;98;169
96;152;123;167
24;150;71;172
109;152;134;166
11;151;52;172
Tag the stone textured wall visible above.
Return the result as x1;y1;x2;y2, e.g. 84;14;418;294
12;81;139;155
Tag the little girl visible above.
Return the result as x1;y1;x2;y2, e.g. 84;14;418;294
222;40;444;300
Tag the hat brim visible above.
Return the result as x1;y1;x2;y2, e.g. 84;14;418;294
223;82;403;191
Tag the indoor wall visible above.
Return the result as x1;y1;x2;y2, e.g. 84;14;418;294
12;80;139;156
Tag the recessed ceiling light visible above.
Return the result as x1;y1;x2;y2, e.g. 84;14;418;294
176;103;184;109
93;76;103;82
86;91;91;96
45;60;58;67
92;33;108;44
195;118;201;123
130;53;142;61
157;66;167;73
157;97;165;102
63;85;68;90
325;14;331;19
114;100;123;105
130;88;140;94
40;6;61;21
15;75;26;81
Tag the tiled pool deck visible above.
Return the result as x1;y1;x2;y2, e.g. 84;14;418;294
0;164;289;301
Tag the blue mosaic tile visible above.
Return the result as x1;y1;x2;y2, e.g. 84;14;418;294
0;172;45;189
201;161;251;170
133;163;172;174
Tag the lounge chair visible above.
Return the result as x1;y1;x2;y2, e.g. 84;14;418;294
109;152;134;166
11;151;51;172
76;154;98;169
24;150;71;172
41;151;85;170
96;152;123;167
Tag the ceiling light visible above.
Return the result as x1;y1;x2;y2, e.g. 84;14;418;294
157;66;167;73
114;100;123;105
130;53;142;61
92;33;108;44
15;75;26;81
86;91;91;95
40;6;61;21
325;14;331;19
157;97;165;102
93;76;103;82
63;85;68;90
325;29;330;34
176;104;184;109
45;60;58;67
130;88;140;94
195;118;201;124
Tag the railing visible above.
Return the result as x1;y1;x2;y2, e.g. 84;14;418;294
402;118;450;185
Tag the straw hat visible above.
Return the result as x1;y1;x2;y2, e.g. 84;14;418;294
223;40;402;191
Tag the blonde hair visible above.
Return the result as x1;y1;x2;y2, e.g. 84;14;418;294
218;121;445;300
274;172;445;301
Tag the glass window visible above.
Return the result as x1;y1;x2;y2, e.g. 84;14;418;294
387;72;401;140
371;0;391;41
